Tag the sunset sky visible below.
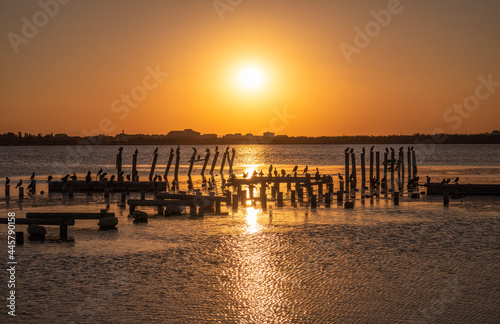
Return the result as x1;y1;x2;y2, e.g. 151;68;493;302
1;0;499;137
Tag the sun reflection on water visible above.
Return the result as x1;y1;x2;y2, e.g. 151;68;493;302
245;207;261;234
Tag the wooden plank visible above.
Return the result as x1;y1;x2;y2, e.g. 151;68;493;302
155;192;226;202
0;218;75;225
49;181;166;192
425;183;500;196
127;199;188;207
26;212;114;219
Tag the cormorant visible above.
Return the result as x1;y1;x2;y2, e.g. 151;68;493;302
269;165;273;175
281;169;286;177
441;179;446;184
85;171;91;183
109;175;115;182
135;149;139;155
70;173;77;181
47;175;53;183
426;176;431;183
303;165;308;174
445;178;451;184
362;147;365;154
273;168;278;177
370;146;375;152
350;148;354;153
30;172;35;180
5;177;10;185
345;147;350;153
96;168;103;180
118;147;123;153
338;173;343;181
126;174;131;181
60;174;70;183
154;147;158;155
15;179;22;188
292;165;298;173
454;177;459;184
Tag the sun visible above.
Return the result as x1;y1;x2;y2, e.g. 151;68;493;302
236;65;266;92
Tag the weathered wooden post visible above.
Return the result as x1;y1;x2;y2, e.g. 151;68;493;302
232;194;239;211
225;190;231;206
370;148;374;189
164;148;174;181
297;186;304;202
291;190;296;205
390;150;395;192
19;187;24;199
260;185;267;209
277;192;284;207
220;147;228;176
400;149;405;190
104;187;110;199
210;147;219;176
383;152;388;193
132;149;138;182
443;192;449;207
325;192;331;207
116;150;123;181
228;148;236;175
407;147;412;183
351;152;357;190
318;183;323;200
311;194;317;209
412;149;418;179
394;191;400;206
5;184;10;198
121;192;126;203
174;146;180;183
241;189;247;205
141;190;145;200
188;149;197;178
60;223;68;241
397;151;402;191
68;186;74;198
149;151;159;182
201;149;210;176
249;184;254;202
361;151;366;190
345;152;350;192
337;190;343;203
376;151;380;190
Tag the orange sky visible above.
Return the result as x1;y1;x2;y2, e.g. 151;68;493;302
0;0;499;137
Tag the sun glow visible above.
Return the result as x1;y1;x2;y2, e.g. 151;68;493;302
236;65;266;92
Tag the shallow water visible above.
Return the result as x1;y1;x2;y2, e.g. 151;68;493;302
0;144;499;323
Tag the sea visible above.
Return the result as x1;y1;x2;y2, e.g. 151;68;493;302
0;144;499;323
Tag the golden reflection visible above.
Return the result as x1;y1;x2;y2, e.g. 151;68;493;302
245;207;261;234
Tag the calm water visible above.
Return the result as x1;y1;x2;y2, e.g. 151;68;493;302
0;144;499;323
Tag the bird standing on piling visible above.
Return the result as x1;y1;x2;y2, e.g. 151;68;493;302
99;172;107;181
370;146;375;152
315;168;320;180
338;173;343;181
85;171;91;183
119;147;123;153
273;168;278;177
345;147;350;153
350;148;354;154
5;177;10;185
126;174;131;181
303;165;308;174
426;176;431;183
445;178;451;184
15;179;22;188
454;177;459;184
362;147;365;154
60;174;70;183
259;170;264;177
154;147;158;155
47;175;53;183
281;169;286;177
292;165;298;173
96;168;103;181
269;165;273;176
30;172;35;180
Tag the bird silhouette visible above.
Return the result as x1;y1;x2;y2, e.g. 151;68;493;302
258;170;264;177
445;178;451;184
338;173;343;181
99;172;107;181
350;148;354;153
453;177;459;184
70;173;77;181
85;171;91;183
292;165;298;173
118;146;123;153
390;147;395;153
109;175;115;182
385;148;389;153
47;175;53;183
242;172;248;179
30;172;35;180
426;176;431;183
303;165;308;174
281;169;286;177
441;179;446;184
273;168;278;177
15;179;22;188
154;147;159;155
269;165;273;175
345;147;350;153
60;174;70;183
5;177;10;185
370;146;375;152
96;168;103;180
134;149;139;155
126;174;131;181
315;168;320;180
399;147;404;152
362;147;365;154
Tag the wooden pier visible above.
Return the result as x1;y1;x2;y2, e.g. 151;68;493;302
425;183;500;196
48;180;166;193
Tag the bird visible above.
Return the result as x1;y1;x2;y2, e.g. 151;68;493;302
47;175;53;183
85;171;91;183
362;147;365;154
426;176;431;183
315;168;320;180
445;178;451;184
370;146;375;152
281;169;286;177
399;147;404;152
30;172;35;180
454;177;459;184
99;172;107;181
15;179;22;188
273;168;278;177
109;175;115;182
269;165;273;175
345;147;350;153
303;165;308;174
60;174;70;183
134;149;139;155
126;174;131;181
441;179;446;184
96;168;103;180
242;172;248;179
70;173;77;181
385;148;389;153
258;170;264;177
292;165;298;173
118;146;123;153
338;173;343;181
5;177;10;185
350;148;354;153
390;147;395;153
154;147;158;155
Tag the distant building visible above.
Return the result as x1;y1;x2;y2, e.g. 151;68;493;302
263;131;274;139
54;133;68;139
167;129;201;140
491;130;500;135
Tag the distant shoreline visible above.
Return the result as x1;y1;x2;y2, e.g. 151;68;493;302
1;133;500;146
